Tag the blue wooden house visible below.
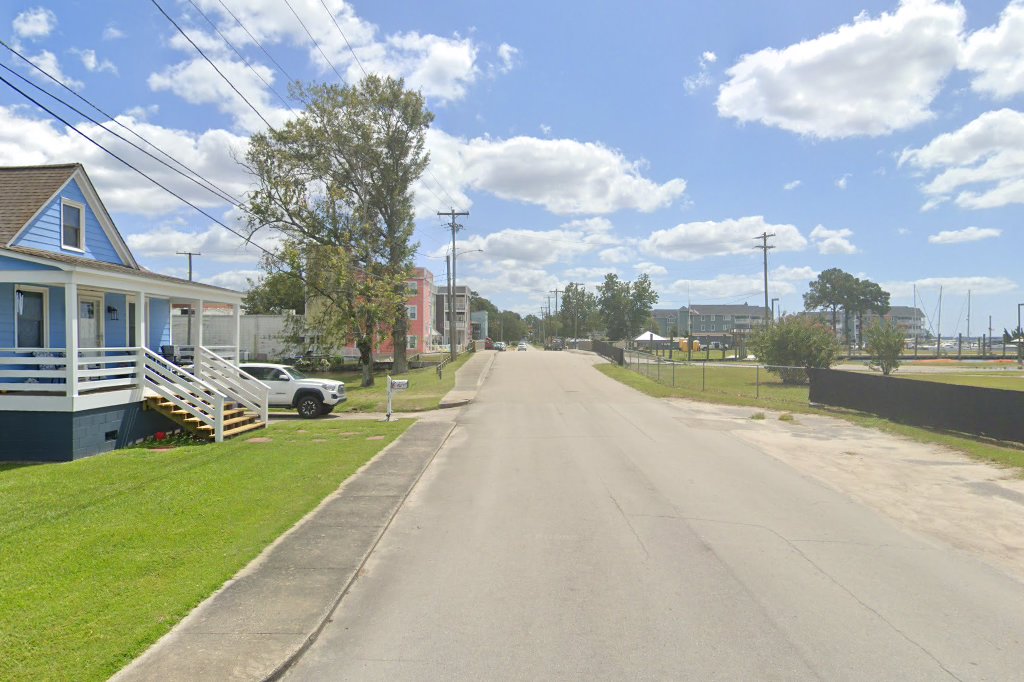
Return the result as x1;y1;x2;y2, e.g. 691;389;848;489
0;164;268;462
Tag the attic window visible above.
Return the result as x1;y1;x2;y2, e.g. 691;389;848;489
61;200;84;251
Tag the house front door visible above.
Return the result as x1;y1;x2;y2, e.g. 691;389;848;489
78;295;103;349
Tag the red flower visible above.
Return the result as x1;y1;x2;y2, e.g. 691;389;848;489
155;432;167;441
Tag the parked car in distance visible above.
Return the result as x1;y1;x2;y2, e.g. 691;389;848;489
239;363;346;418
494;341;507;351
545;338;565;351
484;337;495;350
517;342;528;351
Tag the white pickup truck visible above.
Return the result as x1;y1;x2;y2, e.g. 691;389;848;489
239;363;346;418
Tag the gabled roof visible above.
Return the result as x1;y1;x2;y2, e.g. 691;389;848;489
0;164;80;245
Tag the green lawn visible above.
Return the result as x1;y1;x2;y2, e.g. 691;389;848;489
0;418;410;682
610;360;812;411
895;373;1024;391
308;352;474;412
597;362;1024;472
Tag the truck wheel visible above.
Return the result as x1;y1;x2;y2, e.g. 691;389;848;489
319;403;335;415
296;395;323;419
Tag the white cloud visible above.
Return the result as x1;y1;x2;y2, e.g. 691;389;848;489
639;216;807;262
899;108;1024;210
634;262;668;277
440;219;619;268
783;180;801;191
71;48;118;75
126;225;282;263
0;105;250;217
496;43;519;73
183;0;487;104
148;37;291;132
103;25;125;40
810;224;858;254
960;0;1024;99
835;174;850;190
684;51;717;94
460;263;559;298
599;247;634;264
927;226;1001;244
16;47;84;90
13;7;56;39
897;227;911;235
539;123;551;136
716;0;964;138
881;276;1017;299
423;129;687;216
200;269;262;291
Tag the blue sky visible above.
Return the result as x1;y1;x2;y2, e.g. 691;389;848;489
2;0;1023;336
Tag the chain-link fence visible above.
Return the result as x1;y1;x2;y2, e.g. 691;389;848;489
622;350;811;410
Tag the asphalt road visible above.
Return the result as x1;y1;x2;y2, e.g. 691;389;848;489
284;350;1024;681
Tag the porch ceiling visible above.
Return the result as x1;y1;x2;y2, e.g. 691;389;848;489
0;246;242;304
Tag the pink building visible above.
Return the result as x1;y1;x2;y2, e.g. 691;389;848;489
402;267;435;354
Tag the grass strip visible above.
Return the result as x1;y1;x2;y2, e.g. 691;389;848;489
0;418;411;682
596;363;1024;473
304;352;474;413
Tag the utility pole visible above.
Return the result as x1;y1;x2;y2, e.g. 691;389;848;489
438;208;469;360
177;251;200;345
967;289;971;339
550;288;563;315
771;297;779;321
753;233;775;323
572;282;585;348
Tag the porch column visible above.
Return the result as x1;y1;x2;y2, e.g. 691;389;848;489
233;302;241;365
135;291;147;390
65;280;79;396
196;299;205;349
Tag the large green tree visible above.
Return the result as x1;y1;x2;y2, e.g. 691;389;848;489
242;76;432;383
803;268;857;336
847;278;891;348
558;282;598;340
596;273;659;341
242;269;306;314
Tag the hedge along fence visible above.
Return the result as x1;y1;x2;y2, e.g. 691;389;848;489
808;368;1024;444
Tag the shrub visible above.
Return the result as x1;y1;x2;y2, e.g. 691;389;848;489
750;316;840;384
865;321;905;375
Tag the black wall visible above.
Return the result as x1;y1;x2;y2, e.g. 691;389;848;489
0;402;177;462
808;369;1024;443
592;340;624;366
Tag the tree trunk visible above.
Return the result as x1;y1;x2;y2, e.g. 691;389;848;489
357;335;374;387
392;314;408;374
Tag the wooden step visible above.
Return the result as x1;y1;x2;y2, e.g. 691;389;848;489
223;414;256;427
219;421;266;439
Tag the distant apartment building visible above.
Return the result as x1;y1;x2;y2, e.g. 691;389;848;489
801;306;925;342
649;303;768;345
404;267;436;354
434;284;471;352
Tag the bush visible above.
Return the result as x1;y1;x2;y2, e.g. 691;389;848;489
865;321;905;375
750;316;840;384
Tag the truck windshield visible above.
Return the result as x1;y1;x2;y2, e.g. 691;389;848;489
285;366;308;380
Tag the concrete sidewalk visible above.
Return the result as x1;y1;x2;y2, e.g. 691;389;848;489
438;350;495;408
112;352;494;681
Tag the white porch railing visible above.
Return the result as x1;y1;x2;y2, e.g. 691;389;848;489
141;348;227;442
179;345;237;364
192;346;269;424
0;347;264;443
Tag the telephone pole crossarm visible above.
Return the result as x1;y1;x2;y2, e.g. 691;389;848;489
438;209;469;360
753;233;775;322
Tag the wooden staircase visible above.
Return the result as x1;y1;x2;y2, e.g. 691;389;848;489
146;395;266;441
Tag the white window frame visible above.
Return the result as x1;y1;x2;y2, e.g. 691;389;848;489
407;281;418;295
407;304;418;320
407;335;418;350
61;198;86;253
14;285;50;348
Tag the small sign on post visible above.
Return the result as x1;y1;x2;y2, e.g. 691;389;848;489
385;376;410;421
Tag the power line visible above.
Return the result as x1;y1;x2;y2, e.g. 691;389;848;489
0;60;243;207
0;38;243;206
317;0;368;78
150;0;273;129
186;0;296;114
281;0;347;85
216;0;297;85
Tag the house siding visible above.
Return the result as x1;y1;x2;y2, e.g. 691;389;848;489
10;178;125;265
148;297;171;349
104;293;127;346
